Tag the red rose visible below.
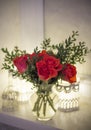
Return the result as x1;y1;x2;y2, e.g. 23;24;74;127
30;51;48;62
61;64;77;83
38;50;49;59
44;55;62;71
13;55;28;73
36;60;57;81
30;53;37;60
36;55;62;81
38;50;47;57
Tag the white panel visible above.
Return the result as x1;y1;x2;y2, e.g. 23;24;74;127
20;0;44;52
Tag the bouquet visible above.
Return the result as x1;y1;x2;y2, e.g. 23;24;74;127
1;31;91;119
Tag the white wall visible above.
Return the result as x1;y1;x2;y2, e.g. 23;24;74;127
44;0;91;76
0;0;44;51
0;0;44;92
20;0;44;52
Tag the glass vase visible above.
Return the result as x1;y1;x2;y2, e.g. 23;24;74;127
30;83;59;121
56;80;80;112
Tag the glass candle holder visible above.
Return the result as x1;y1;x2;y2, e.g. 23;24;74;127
13;78;34;103
2;85;19;112
56;80;80;112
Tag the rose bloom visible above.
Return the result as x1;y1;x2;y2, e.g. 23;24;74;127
61;64;77;83
30;50;48;62
44;55;62;71
36;55;62;81
13;55;28;73
38;50;48;57
30;52;37;60
38;50;50;61
36;60;58;81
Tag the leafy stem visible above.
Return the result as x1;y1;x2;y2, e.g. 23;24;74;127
32;92;56;117
40;31;91;64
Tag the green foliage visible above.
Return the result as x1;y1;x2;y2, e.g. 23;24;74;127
41;31;91;64
41;38;51;50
